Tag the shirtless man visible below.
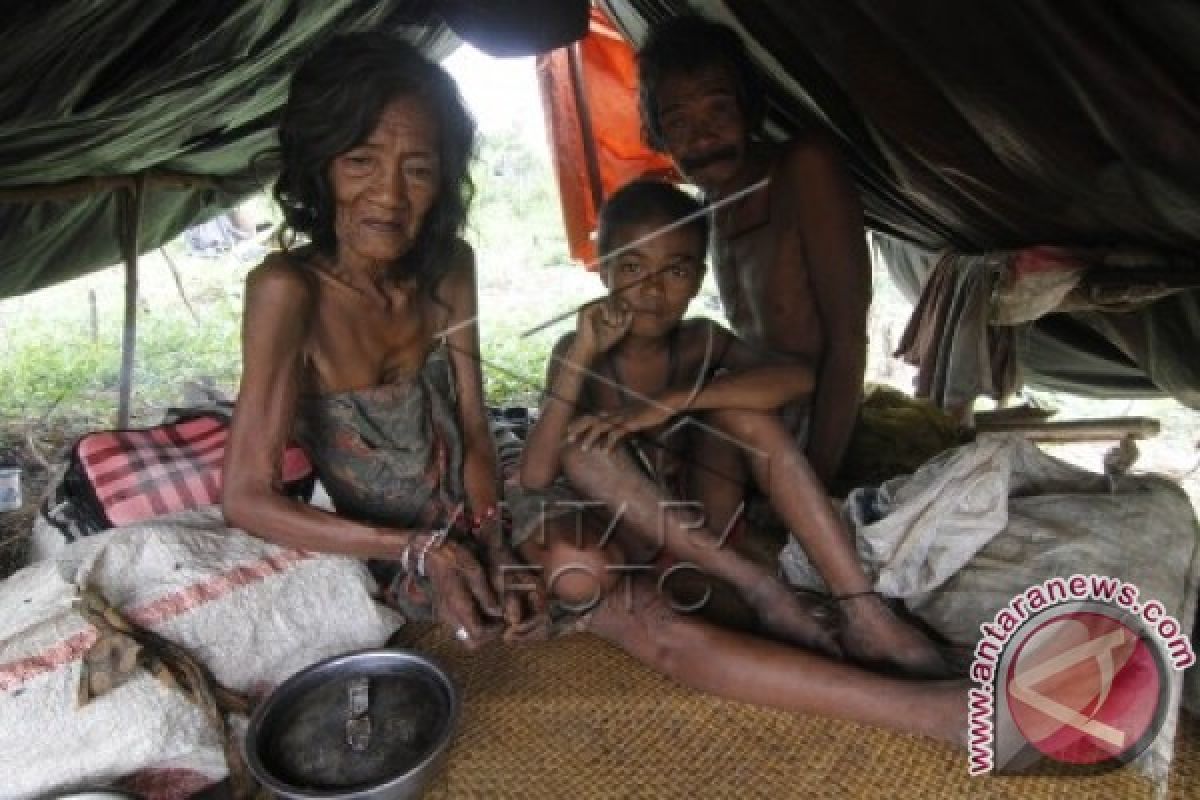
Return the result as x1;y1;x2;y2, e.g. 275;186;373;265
636;16;870;488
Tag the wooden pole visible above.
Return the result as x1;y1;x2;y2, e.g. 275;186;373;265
116;175;146;428
974;417;1160;442
0;171;215;203
88;289;98;342
567;42;605;216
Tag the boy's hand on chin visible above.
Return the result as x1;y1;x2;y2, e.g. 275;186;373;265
573;296;632;359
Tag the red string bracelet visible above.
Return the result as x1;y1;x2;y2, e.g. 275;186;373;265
470;504;500;533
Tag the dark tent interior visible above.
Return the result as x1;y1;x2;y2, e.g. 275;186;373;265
3;0;1199;407
0;2;1198;798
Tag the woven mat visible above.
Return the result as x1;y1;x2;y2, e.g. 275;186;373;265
393;624;1198;800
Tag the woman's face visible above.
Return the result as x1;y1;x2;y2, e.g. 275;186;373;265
329;95;440;269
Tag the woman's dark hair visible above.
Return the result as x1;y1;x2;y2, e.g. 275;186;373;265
636;16;765;152
273;32;476;293
597;180;708;261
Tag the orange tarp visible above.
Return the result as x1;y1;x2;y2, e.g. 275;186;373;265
536;7;676;267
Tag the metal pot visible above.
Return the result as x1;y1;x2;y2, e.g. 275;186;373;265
244;649;461;799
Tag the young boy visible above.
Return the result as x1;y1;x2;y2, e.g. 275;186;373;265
514;180;944;679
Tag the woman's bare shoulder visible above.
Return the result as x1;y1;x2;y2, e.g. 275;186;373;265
442;237;478;283
427;237;474;302
246;250;319;308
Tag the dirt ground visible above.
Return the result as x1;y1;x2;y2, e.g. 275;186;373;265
0;420;84;579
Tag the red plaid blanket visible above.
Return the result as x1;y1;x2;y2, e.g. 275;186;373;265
72;415;312;529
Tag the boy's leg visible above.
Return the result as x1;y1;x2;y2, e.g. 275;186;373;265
684;426;750;549
559;441;838;655
703;408;948;676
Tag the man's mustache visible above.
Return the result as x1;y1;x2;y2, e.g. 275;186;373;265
679;147;738;173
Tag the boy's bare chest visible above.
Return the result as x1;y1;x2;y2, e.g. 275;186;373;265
592;346;702;417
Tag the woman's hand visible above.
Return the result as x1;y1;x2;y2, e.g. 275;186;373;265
566;401;677;453
482;533;551;643
420;537;504;650
573;296;632;360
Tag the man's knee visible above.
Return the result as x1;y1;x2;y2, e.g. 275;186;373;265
704;409;794;459
641;592;699;672
705;407;772;433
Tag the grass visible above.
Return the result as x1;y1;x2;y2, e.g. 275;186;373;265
0;237;572;429
0;246;250;428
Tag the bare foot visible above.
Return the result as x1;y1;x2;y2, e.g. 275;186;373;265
743;581;842;658
838;593;948;678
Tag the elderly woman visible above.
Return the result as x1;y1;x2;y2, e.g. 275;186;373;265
223;33;546;646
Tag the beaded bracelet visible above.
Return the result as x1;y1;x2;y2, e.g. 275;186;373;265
416;527;449;578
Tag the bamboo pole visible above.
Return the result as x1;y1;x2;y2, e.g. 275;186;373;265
116;175;146;428
2;168;223;425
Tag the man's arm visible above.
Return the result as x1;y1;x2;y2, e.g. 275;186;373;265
658;320;814;414
564;321;815;453
782;138;871;487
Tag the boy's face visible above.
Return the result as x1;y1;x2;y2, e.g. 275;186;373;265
602;218;705;339
654;64;747;193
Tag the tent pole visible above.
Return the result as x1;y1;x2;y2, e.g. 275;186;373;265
116;174;146;428
0;171;213;203
567;41;605;214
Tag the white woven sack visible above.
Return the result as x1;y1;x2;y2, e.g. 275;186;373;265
0;562;226;798
0;507;404;798
74;507;404;694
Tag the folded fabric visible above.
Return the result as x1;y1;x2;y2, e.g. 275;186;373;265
781;434;1200;783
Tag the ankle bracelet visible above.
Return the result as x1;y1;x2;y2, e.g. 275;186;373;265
832;590;881;603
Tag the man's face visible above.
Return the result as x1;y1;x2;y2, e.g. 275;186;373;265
654;64;747;193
